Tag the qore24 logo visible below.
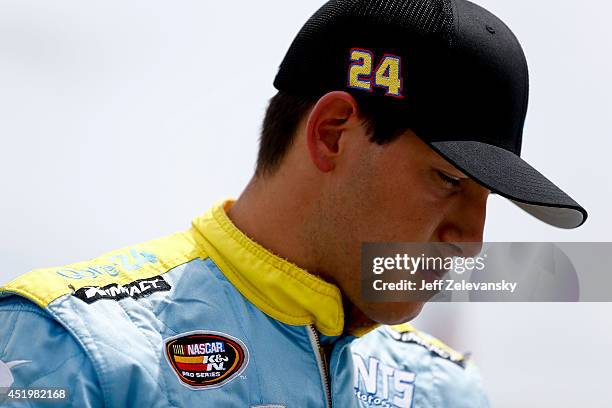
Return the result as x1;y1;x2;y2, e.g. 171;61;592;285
353;354;415;407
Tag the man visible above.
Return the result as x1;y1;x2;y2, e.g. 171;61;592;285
0;0;586;407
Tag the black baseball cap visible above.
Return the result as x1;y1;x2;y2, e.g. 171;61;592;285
273;0;587;229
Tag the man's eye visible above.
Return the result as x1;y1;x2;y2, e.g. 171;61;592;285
437;171;461;187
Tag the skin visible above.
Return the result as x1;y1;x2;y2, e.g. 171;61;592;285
228;91;490;333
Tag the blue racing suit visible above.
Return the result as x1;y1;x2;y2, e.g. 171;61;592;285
0;200;489;407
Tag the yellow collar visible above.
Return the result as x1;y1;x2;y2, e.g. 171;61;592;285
191;199;347;336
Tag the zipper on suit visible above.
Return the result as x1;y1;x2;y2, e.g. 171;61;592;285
307;325;332;408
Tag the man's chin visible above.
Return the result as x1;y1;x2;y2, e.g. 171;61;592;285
362;301;425;325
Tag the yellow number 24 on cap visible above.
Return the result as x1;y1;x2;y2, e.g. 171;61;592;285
348;48;403;98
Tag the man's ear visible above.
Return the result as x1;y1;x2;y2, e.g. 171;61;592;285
305;91;361;173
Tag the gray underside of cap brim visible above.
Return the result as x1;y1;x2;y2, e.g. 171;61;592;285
509;200;585;229
426;140;587;229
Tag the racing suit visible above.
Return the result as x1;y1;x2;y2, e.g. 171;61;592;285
0;199;489;407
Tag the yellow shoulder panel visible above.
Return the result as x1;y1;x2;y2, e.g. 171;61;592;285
0;227;206;309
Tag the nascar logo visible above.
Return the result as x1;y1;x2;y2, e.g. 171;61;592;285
164;331;249;390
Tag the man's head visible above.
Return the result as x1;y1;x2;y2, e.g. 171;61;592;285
270;0;586;229
231;0;587;327
252;90;489;324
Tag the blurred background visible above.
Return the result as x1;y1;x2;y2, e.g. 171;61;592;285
0;1;610;406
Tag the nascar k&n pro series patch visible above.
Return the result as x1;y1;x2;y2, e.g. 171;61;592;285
164;331;249;389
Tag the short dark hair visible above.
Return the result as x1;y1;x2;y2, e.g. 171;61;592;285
255;91;411;176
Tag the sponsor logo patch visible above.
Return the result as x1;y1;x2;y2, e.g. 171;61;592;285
73;275;171;304
164;331;249;390
387;327;465;368
352;354;415;408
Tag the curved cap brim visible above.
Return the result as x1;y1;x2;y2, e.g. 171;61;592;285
426;140;587;229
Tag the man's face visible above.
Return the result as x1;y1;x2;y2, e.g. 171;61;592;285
307;124;490;325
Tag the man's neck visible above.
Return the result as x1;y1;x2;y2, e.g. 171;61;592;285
226;176;376;335
227;177;317;272
344;297;377;335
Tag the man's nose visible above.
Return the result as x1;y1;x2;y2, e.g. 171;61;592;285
438;188;489;256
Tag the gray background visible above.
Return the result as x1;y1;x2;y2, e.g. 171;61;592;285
0;0;610;406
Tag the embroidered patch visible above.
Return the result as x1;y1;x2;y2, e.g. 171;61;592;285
164;331;249;389
73;275;171;304
347;48;403;98
352;353;415;407
387;327;465;368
